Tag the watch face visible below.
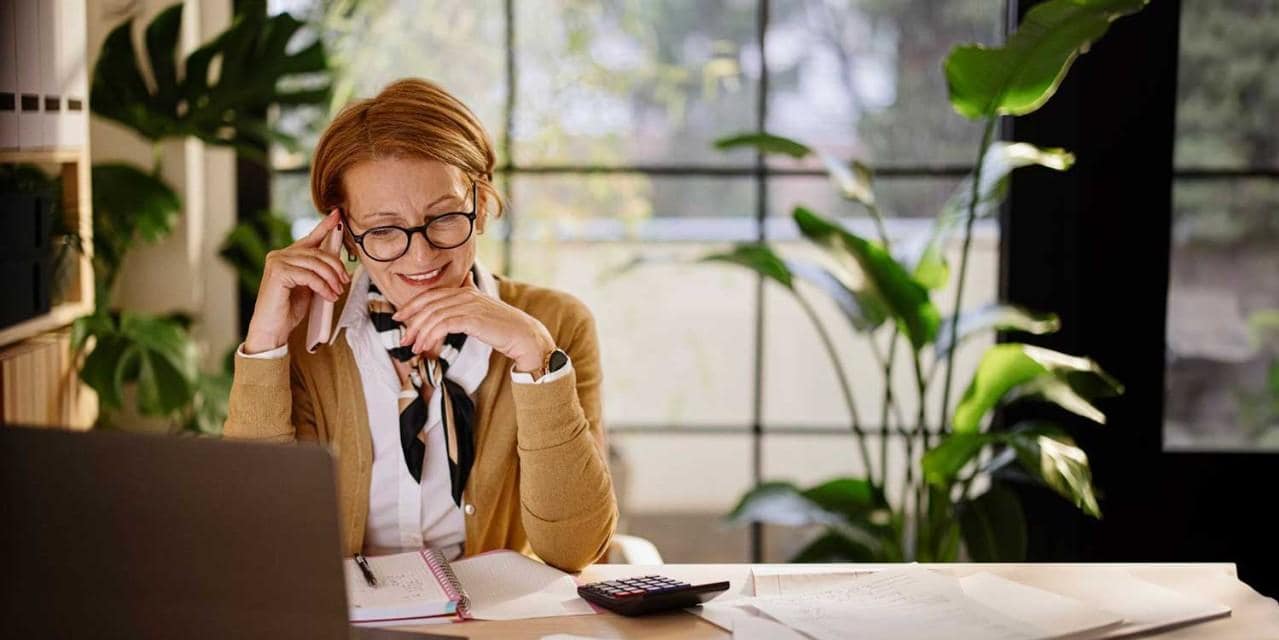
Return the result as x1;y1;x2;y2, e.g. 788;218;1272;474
549;348;569;372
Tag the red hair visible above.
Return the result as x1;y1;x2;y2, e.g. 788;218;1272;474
310;78;504;249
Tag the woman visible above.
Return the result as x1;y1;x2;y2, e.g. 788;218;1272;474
224;78;616;572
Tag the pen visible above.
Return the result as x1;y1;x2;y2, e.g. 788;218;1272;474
354;553;378;587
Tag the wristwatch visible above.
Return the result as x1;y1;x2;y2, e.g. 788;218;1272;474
532;348;569;380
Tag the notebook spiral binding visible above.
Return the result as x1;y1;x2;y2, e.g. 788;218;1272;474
422;548;471;619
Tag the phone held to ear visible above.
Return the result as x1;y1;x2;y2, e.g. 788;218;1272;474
306;226;344;353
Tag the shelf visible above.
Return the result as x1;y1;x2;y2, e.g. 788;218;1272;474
0;300;94;349
0;149;85;165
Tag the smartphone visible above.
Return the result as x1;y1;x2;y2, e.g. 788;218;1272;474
305;226;344;353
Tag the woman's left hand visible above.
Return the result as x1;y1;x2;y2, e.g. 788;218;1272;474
392;274;555;373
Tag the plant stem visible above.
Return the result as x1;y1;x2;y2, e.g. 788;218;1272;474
939;117;997;433
911;350;928;559
877;328;900;489
793;290;877;487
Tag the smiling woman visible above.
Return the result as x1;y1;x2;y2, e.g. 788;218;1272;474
223;78;616;572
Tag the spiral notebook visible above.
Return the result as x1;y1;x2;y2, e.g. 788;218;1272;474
345;549;596;625
345;548;468;624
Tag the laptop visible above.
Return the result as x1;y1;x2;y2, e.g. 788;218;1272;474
0;425;459;639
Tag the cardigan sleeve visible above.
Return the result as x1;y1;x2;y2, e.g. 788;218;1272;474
510;295;617;572
223;331;319;443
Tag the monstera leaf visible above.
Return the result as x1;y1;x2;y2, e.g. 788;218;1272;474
91;1;330;154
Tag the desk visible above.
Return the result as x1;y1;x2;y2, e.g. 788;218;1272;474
400;562;1279;639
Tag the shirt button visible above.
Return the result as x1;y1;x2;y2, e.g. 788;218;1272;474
464;502;476;516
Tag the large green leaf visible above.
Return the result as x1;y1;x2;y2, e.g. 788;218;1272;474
702;246;889;331
1006;422;1102;518
957;483;1028;561
785;260;888;331
219;209;295;292
793;206;940;350
945;0;1150;119
701;244;794;289
953;343;1123;433
91;163;181;289
936;304;1061;358
713;131;812;159
904;143;1074;287
76;311;198;416
790;531;879;563
91;1;331;153
922;432;998;487
727;480;886;552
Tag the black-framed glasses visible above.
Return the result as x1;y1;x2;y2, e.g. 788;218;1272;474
343;182;478;262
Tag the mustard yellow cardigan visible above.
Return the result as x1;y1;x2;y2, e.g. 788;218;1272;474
223;277;616;572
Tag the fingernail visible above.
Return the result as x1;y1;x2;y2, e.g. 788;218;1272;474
337;222;343;231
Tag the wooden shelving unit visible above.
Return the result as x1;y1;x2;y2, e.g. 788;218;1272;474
0;148;95;348
1;145;97;428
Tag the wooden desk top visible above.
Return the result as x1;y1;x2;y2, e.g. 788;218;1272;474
397;562;1279;639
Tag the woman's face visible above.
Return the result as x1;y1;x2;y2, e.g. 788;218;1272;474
342;157;481;308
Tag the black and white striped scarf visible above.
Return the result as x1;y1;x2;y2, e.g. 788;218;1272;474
366;276;477;507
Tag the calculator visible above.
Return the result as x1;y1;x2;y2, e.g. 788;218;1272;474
576;575;731;616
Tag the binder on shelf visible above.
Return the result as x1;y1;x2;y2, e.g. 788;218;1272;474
58;0;87;149
15;0;42;149
38;0;61;149
1;0;18;149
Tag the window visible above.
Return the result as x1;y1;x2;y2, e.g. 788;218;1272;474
1166;0;1279;451
268;0;1005;561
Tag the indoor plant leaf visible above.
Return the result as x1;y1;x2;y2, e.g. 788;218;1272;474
953;343;1123;433
91;163;181;290
713;131;812;159
902;142;1075;285
90;0;331;154
935;304;1061;359
794;206;940;350
790;531;879;563
785;259;889;331
219;208;295;292
701;244;794;289
819;153;875;206
957;483;1028;561
1006;422;1102;518
944;0;1150;119
727;480;886;552
922;432;998;487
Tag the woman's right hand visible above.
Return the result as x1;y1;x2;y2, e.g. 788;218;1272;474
243;209;351;354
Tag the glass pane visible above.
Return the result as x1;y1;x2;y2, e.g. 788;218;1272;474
1174;1;1279;170
510;241;757;429
508;174;756;428
514;0;759;166
509;174;756;242
614;433;753;563
1165;179;1279;451
768;174;964;221
270;0;507;170
766;0;1002;168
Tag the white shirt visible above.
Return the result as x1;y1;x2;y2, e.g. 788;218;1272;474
239;263;572;559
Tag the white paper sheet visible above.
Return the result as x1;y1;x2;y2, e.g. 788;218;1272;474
959;572;1123;638
748;566;1044;640
451;551;596;621
990;566;1232;638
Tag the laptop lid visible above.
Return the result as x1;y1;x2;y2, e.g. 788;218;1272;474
0;426;350;639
